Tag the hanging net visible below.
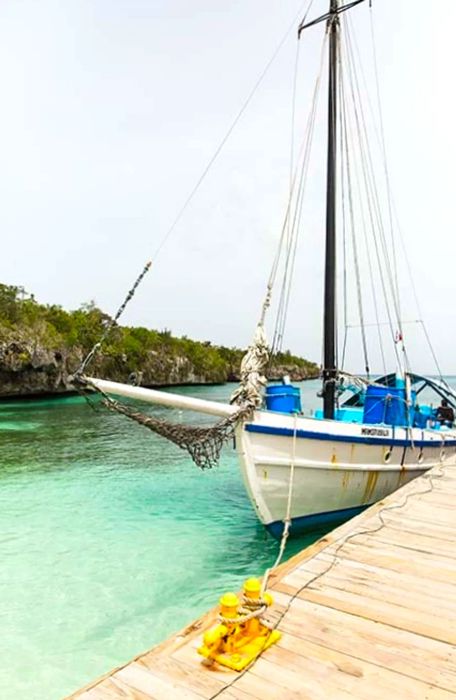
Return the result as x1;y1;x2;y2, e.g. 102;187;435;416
75;324;270;470
102;393;252;470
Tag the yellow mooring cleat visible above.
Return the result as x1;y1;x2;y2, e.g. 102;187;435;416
197;578;281;671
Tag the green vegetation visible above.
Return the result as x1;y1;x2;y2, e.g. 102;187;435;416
0;283;318;383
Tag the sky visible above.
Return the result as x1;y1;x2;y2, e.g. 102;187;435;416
0;0;454;374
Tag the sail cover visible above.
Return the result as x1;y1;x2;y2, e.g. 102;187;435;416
230;323;269;408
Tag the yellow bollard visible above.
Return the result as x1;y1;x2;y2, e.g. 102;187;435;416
219;592;240;619
197;580;281;672
219;592;241;654
243;578;262;636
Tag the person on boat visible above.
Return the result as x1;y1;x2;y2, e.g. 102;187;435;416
435;399;454;426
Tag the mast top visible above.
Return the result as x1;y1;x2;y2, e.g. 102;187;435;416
298;0;365;37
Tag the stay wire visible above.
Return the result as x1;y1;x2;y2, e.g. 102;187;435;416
339;20;387;374
344;12;401;320
346;20;401;333
392;198;444;381
257;22;326;333
270;31;328;357
341;21;386;375
351;12;444;380
288;40;301;246
341;20;402;371
339;40;370;377
76;260;152;376
77;0;316;375
153;0;316;261
273;74;320;356
368;6;401;320
345;19;405;359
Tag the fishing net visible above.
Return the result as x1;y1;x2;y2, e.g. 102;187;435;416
101;394;252;470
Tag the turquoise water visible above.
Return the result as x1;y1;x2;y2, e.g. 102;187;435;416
0;381;330;700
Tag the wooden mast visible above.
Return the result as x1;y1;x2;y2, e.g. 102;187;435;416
322;0;339;419
299;1;367;419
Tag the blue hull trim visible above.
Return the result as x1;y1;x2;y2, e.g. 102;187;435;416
266;504;371;539
245;423;456;449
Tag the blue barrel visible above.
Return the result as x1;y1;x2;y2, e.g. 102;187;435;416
265;384;302;414
413;407;429;429
363;385;415;426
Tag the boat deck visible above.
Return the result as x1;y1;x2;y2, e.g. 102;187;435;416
66;462;456;700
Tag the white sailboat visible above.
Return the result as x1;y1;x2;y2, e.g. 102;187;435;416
89;370;456;537
79;0;456;537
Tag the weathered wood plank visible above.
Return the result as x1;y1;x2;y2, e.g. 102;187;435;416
295;585;456;645
382;514;456;542
293;539;456;584
136;656;226;698
271;635;455;700
276;600;456;692
287;553;456;613
114;663;205;700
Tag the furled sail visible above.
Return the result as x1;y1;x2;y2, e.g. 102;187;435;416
230;323;269;409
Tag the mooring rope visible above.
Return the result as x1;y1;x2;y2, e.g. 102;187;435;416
261;412;298;594
208;461;446;699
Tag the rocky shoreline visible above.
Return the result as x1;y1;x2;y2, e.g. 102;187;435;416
0;338;319;399
0;283;319;399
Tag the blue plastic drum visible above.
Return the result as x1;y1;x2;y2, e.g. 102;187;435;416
265;385;302;414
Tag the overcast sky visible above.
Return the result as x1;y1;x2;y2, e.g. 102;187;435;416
0;1;454;374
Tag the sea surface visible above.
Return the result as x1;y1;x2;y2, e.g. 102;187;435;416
0;380;331;700
1;377;452;700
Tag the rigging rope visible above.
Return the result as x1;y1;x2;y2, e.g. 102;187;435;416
153;0;316;261
339;16;386;374
77;0;316;378
270;30;328;358
368;6;401;320
72;4;327;472
346;22;404;352
339;43;370;377
340;17;403;373
76;261;152;376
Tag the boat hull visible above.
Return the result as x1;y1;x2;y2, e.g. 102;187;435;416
236;410;456;537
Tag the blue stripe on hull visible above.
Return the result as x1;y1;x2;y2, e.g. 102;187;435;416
245;423;456;448
266;504;371;539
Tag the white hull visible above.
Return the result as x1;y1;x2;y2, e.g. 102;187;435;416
85;378;456;536
236;410;456;537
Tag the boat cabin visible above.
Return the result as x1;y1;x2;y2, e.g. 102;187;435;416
265;374;456;431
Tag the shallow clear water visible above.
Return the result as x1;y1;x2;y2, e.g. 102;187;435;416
0;381;331;700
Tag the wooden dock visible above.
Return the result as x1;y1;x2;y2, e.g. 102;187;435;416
66;463;456;700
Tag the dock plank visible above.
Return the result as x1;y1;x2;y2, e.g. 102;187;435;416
115;663;205;700
66;462;456;700
278;599;456;692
